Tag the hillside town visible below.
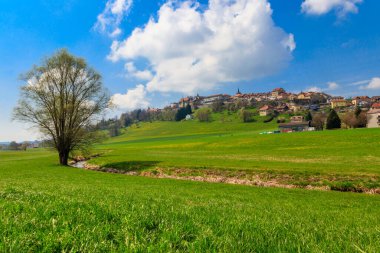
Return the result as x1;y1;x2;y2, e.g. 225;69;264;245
145;88;380;129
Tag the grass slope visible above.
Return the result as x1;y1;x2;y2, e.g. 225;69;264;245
1;150;380;252
91;116;380;190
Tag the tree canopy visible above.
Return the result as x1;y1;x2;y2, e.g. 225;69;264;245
13;49;109;165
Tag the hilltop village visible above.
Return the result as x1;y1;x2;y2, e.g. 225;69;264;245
166;88;380;113
144;88;380;130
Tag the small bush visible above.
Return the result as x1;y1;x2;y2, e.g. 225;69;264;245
238;109;254;123
195;108;212;122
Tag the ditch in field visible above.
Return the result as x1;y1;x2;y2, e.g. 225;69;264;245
71;159;380;194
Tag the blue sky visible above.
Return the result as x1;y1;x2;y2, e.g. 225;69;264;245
1;0;380;141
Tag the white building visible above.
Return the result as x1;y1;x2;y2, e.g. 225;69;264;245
367;109;380;128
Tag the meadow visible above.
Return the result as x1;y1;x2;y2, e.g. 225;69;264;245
91;113;380;192
1;113;380;251
0;149;380;252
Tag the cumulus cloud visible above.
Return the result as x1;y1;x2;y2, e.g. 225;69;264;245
360;77;380;90
327;82;340;90
307;86;322;92
301;0;363;17
307;82;340;92
111;84;150;110
95;0;133;37
125;62;154;81
108;0;295;95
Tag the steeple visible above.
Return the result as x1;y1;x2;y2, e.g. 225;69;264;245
237;88;241;95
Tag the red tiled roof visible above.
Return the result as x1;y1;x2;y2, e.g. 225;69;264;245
372;103;380;109
259;105;272;111
367;109;380;114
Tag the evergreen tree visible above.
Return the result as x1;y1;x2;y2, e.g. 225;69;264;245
326;109;341;129
175;108;187;121
305;111;313;121
185;104;192;115
354;106;362;118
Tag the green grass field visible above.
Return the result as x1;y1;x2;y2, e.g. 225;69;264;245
1;149;380;252
90;115;380;191
1;115;380;251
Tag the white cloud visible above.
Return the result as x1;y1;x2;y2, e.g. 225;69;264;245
349;79;370;86
95;0;133;37
360;77;380;90
124;62;154;81
307;86;322;92
307;82;340;92
111;84;150;110
327;82;340;90
301;0;363;17
108;0;295;95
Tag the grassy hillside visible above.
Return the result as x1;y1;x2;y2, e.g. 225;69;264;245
1;149;380;252
90;116;380;191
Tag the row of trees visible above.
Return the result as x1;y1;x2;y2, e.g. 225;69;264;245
306;107;367;130
0;141;29;151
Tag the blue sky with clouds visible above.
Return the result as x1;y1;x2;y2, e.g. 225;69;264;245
1;0;380;141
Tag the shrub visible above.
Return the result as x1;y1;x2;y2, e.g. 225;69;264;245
238;109;254;123
264;116;274;123
211;101;224;113
311;113;325;130
195;108;212;122
342;111;367;129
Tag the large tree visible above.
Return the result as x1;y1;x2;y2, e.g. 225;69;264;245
14;49;109;165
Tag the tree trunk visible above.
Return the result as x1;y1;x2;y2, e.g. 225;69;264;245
59;150;69;166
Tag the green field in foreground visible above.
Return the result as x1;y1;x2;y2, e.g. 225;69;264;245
0;149;380;252
90;117;380;190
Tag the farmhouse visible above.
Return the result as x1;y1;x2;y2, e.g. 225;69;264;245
367;109;380;128
279;122;311;133
331;99;348;109
278;115;312;133
259;105;273;116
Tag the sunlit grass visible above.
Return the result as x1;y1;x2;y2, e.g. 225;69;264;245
0;150;380;252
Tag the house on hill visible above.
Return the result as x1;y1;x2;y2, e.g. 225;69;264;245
197;94;230;107
371;102;380;110
352;96;371;106
367;109;380;128
371;96;380;103
179;97;193;108
331;99;348;109
275;104;289;113
290;116;304;122
259;105;273;116
287;102;303;112
271;88;286;98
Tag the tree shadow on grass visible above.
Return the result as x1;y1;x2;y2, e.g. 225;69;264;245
102;161;160;172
